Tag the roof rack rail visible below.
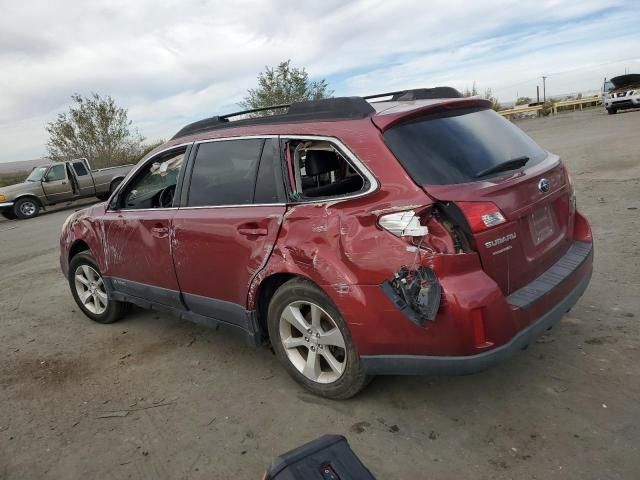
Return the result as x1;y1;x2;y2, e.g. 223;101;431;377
171;87;463;139
364;87;462;101
172;97;375;139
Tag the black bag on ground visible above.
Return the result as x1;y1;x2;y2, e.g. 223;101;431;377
264;434;376;480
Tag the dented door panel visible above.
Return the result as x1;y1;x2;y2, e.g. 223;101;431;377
100;209;181;306
172;206;285;310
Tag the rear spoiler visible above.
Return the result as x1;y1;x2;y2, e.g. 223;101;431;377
371;98;493;132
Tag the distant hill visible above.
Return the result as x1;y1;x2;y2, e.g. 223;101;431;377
0;158;50;175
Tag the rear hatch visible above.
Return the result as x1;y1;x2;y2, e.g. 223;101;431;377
377;103;575;295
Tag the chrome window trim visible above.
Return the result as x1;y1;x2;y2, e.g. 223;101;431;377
177;203;286;211
196;134;279;144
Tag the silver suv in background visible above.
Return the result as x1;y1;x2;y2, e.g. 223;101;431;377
603;74;640;114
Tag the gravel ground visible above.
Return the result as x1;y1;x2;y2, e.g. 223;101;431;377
1;108;639;479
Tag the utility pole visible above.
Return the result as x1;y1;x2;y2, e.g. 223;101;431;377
537;85;540;103
542;76;547;102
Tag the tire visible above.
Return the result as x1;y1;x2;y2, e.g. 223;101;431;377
267;278;370;399
97;178;123;201
607;108;617;115
1;210;17;220
14;197;40;219
68;251;130;324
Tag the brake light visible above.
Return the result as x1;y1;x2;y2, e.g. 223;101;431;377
378;210;429;237
456;202;506;232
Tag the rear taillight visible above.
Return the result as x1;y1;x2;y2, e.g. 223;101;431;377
456;202;506;232
378;210;429;237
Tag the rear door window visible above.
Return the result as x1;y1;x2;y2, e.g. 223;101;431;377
383;107;547;185
187;139;264;207
73;161;89;176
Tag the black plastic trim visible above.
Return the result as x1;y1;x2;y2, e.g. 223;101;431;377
106;277;184;310
171;97;376;140
104;277;261;346
182;292;253;330
361;266;592;376
507;241;592;309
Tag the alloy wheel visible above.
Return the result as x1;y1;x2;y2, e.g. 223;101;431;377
19;201;37;217
279;301;347;384
74;264;108;315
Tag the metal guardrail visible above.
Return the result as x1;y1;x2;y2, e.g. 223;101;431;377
552;95;601;114
499;105;542;118
499;95;602;118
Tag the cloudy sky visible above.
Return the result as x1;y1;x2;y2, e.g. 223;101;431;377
1;0;639;162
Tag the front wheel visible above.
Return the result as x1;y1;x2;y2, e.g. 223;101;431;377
607;108;617;115
267;278;370;399
14;198;40;219
69;252;130;324
1;210;17;220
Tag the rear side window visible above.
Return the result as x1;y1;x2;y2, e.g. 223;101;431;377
188;139;264;206
73;162;89;176
383;107;547;185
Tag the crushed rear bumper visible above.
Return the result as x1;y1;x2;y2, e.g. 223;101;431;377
361;242;592;376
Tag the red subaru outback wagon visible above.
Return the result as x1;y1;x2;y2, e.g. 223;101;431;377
60;88;593;399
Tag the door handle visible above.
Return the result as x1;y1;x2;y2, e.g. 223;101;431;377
238;227;268;236
151;224;169;238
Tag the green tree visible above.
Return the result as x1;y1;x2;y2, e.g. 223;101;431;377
540;99;555;117
138;139;166;161
483;88;502;111
46;93;145;169
241;60;333;115
515;96;532;106
462;81;479;97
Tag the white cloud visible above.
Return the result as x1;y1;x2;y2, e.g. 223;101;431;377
0;0;638;161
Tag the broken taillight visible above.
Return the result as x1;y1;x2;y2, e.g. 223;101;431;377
378;210;429;237
456;202;506;232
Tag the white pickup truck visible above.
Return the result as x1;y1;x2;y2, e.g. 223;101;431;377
603;74;640;114
0;158;133;220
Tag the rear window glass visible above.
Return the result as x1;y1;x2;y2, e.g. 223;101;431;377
383;107;547;185
188;139;263;207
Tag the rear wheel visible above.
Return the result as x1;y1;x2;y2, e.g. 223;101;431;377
69;251;130;324
607;108;617;115
97;178;124;201
14;198;40;219
267;278;370;399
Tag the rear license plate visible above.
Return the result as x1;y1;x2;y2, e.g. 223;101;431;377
530;205;554;245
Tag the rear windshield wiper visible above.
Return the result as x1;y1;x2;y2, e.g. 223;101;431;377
474;156;529;178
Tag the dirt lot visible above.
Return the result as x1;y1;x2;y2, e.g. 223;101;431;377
1;108;639;479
